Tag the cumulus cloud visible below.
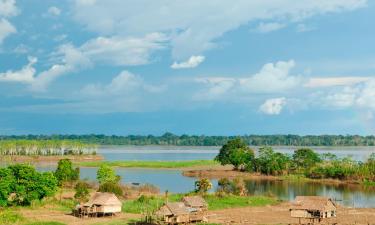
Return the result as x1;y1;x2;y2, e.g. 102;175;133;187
0;0;18;17
0;56;37;83
71;0;366;59
259;97;287;115
255;22;286;33
239;60;300;93
171;55;205;69
47;6;61;16
194;77;236;100
0;18;16;44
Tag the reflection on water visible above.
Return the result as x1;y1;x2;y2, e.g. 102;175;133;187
37;165;375;208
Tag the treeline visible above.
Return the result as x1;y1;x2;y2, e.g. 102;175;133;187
216;138;375;182
1;133;375;146
0;140;97;156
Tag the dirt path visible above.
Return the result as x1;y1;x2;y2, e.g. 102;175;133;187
21;209;140;225
207;203;375;225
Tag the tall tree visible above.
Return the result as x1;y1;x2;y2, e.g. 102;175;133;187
215;138;254;170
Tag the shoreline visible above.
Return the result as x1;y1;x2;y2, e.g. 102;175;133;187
0;154;103;164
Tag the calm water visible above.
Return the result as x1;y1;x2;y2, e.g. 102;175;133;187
36;145;375;208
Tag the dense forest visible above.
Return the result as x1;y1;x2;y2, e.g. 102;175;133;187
1;133;375;146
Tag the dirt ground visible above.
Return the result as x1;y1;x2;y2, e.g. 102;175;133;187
20;209;140;225
208;203;375;225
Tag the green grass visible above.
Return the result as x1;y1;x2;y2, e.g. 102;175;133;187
23;222;66;225
78;160;218;168
205;195;277;210
122;194;278;213
0;210;24;225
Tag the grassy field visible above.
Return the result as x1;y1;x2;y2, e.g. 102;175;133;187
122;194;277;214
78;160;219;168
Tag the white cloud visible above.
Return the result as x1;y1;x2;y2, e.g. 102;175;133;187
0;56;37;83
296;23;315;32
194;77;236;100
239;60;300;93
0;0;18;17
305;76;371;88
0;18;16;44
259;97;287;115
81;33;167;66
72;0;366;59
47;6;61;16
171;55;205;69
255;22;286;33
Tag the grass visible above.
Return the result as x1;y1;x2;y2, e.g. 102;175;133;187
78;160;218;168
0;209;24;225
122;194;277;213
204;195;277;210
23;222;66;225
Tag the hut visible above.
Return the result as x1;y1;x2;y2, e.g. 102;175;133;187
74;192;122;218
156;202;190;224
182;196;208;211
290;196;336;223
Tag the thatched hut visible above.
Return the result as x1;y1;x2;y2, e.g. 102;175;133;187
156;202;190;224
290;196;336;222
182;196;208;211
74;192;122;217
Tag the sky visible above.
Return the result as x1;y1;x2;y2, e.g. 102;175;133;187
1;0;375;135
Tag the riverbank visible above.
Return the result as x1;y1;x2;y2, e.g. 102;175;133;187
0;155;103;163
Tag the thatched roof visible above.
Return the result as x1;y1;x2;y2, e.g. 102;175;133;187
182;196;207;208
84;192;122;207
290;196;336;211
156;202;190;216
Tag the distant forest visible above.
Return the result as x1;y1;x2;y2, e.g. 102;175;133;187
1;133;375;146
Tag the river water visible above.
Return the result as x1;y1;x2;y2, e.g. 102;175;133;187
38;145;375;207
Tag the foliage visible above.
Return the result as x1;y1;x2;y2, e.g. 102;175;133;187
97;164;118;184
0;164;58;206
215;138;255;170
292;148;321;171
254;147;291;175
3;134;375;146
98;182;123;197
79;160;218;168
74;181;90;202
217;178;247;196
195;178;212;194
0;139;96;156
54;159;80;185
204;195;277;210
0;210;24;225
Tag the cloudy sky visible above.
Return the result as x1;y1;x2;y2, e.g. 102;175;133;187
1;0;375;135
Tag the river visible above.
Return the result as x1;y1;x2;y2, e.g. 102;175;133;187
37;145;375;207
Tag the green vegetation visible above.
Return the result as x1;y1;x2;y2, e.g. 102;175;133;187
24;222;66;225
205;195;277;210
2;133;375;146
55;159;79;185
97;165;123;197
0;210;24;225
0;164;57;206
215;138;254;170
218;139;375;182
195;178;213;194
122;194;276;214
79;160;218;168
0;139;96;156
74;181;90;202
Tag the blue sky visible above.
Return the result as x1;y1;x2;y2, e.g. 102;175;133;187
1;0;375;135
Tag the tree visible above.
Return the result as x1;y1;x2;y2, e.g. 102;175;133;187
195;178;212;194
254;147;291;175
1;164;58;206
55;159;80;185
215;138;254;170
74;181;90;202
293;148;321;171
97;164;118;184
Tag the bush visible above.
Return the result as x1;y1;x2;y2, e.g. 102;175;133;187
195;178;212;194
74;181;90;202
0;210;24;225
99;182;123;197
54;159;80;186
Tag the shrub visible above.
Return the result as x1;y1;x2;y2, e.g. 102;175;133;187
74;181;90;202
99;182;123;197
54;159;79;186
195;178;212;194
